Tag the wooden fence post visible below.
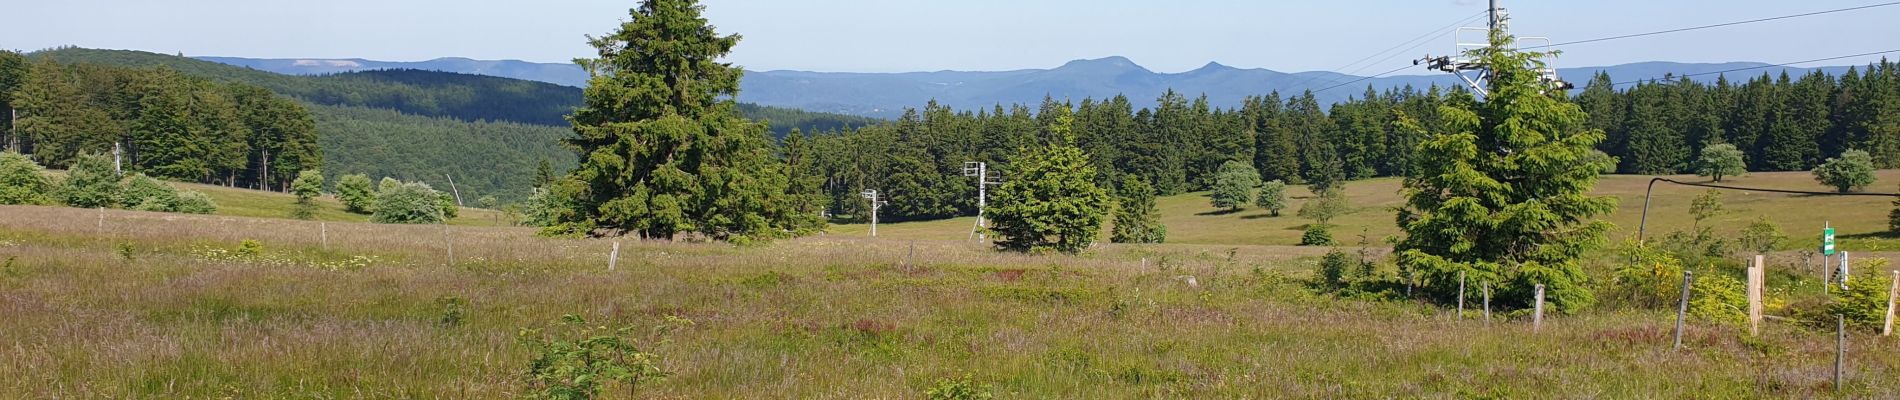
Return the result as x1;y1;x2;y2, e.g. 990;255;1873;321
609;241;620;271
1457;270;1466;319
1836;314;1846;392
1674;271;1694;350
1533;284;1546;332
320;222;328;250
442;224;453;267
1749;255;1765;336
1483;282;1492;324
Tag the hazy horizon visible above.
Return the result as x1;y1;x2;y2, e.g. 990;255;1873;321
5;1;1897;74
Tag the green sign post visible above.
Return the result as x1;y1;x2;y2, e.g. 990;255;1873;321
1823;227;1836;256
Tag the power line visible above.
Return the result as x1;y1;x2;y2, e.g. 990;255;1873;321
1610;49;1900;87
1652;177;1900;198
1314;64;1416;93
1284;11;1486;92
1551;1;1900;48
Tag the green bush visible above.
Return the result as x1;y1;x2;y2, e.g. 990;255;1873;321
1812;149;1876;193
1255;179;1287;216
334;173;375;214
174;190;217;214
0;152;54;205
925;374;993;400
1610;242;1685;309
1689;273;1746;326
1830;262;1896;330
1209;160;1259;211
1299;224;1334;246
371;180;448;224
55;152;120;209
519;314;666;399
120;173;181;212
1315;249;1352;290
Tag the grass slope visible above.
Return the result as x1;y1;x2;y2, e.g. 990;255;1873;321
830;170;1900;251
0;206;1896;397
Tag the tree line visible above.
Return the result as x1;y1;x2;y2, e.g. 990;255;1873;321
786;61;1900;223
1578;61;1900;174
0;50;321;190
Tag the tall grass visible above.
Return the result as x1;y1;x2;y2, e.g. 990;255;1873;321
0;204;1896;397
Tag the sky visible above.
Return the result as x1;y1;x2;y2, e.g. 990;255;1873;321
5;0;1898;74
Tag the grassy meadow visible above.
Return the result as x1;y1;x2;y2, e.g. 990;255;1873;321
831;171;1900;252
3;168;1900;397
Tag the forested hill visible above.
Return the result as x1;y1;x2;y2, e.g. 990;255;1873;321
10;48;880;202
34;48;881;136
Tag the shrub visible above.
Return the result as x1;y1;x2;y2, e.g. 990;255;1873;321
1611;242;1685;309
119;173;181;212
291;169;325;202
437;191;460;220
236;239;264;257
1109;176;1166;244
1737;217;1783;254
174;190;217;214
1299;224;1335;246
291;170;324;220
371;180;447;224
334;173;375;214
1689;190;1723;229
0;152;54;205
1830;261;1896;330
1315;249;1353;290
924;374;993;400
1689;273;1746;325
1812;149;1875;193
1255;179;1287;216
1209;160;1259;211
54;152;120;209
1297;188;1348;225
519;314;666;399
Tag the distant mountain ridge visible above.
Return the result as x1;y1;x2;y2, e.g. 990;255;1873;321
198;55;1858;118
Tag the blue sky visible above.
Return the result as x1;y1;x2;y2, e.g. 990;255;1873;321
5;0;1896;74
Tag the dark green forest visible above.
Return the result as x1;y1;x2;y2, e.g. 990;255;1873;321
0;51;320;189
1578;67;1900;174
799;60;1900;223
2;48;878;201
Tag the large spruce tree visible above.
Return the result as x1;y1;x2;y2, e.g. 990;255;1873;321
988;109;1110;253
1394;28;1616;313
550;0;797;241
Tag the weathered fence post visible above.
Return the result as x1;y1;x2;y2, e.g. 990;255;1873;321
442;224;454;267
904;242;915;272
609;241;620;271
320;222;328;250
1533;284;1546;332
1749;255;1765;336
1457;270;1466;319
1885;270;1897;337
1836;314;1846;392
1483;282;1492;324
1674;271;1694;350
